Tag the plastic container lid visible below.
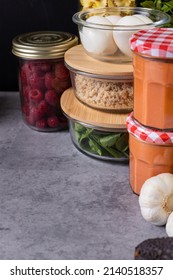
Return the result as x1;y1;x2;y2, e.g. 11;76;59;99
130;28;173;58
12;31;78;59
126;112;173;144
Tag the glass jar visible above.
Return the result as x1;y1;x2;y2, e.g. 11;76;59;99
65;45;133;113
12;31;78;132
126;113;173;195
130;28;173;130
69;120;129;161
61;87;129;161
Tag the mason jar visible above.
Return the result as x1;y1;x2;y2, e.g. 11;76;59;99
12;31;78;132
130;28;173;130
126;112;173;195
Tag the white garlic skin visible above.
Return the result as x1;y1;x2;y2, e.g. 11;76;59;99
113;14;153;57
166;212;173;236
80;15;117;55
139;173;173;226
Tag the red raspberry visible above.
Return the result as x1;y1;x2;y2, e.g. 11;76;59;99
52;77;70;93
29;89;43;104
45;90;57;106
38;100;52;116
36;118;48;129
46;105;56;117
29;105;43;122
52;77;71;94
31;62;51;75
22;102;31;116
25;115;36;126
54;62;70;81
30;72;45;91
59;116;68;128
47;116;60;128
22;85;30;102
21;63;32;85
45;72;54;89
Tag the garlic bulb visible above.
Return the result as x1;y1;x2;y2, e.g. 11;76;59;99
166;212;173;237
139;173;173;226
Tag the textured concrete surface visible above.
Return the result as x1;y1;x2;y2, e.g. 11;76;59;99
0;91;166;260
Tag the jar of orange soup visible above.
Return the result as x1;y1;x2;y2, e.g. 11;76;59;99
126;113;173;195
130;28;173;130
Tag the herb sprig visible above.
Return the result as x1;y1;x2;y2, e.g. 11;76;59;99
140;0;173;26
73;123;129;160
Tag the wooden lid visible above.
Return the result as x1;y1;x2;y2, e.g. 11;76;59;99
61;88;128;129
65;44;133;76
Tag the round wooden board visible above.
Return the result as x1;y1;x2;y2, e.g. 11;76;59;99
61;88;129;129
64;44;133;76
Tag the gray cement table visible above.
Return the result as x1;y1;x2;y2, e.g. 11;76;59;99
0;91;166;260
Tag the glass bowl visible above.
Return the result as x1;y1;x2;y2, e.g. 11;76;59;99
67;63;133;113
72;7;171;63
69;119;129;161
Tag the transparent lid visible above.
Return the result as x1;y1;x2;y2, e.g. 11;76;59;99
12;31;78;59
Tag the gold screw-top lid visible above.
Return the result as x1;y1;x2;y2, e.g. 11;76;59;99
12;31;78;59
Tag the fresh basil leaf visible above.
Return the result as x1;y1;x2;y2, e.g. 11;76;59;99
162;1;173;13
140;1;156;9
104;147;123;158
88;138;103;156
99;133;121;147
74;122;86;133
115;133;129;152
79;128;93;144
74;131;81;142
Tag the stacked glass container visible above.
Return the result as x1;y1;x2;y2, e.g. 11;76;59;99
61;44;133;161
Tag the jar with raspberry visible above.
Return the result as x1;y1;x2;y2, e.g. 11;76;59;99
12;31;78;131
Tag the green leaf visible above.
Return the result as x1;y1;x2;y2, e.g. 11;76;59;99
140;1;156;9
74;131;81;142
74;122;86;133
155;0;162;10
162;2;173;13
104;147;123;158
88;138;103;156
79;128;93;144
99;133;121;148
115;133;129;152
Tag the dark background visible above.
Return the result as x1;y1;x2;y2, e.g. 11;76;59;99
0;0;78;91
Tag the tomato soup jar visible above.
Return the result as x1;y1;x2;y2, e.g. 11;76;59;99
130;28;173;130
12;31;78;132
126;112;173;195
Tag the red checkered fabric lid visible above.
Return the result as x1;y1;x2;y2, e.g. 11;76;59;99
126;113;173;144
130;28;173;58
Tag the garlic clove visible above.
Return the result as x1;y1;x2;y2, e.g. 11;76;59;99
166;212;173;237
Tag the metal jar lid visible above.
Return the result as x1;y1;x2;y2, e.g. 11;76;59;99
12;31;78;59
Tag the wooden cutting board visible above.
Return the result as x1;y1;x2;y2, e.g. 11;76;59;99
61;88;129;129
64;44;133;76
